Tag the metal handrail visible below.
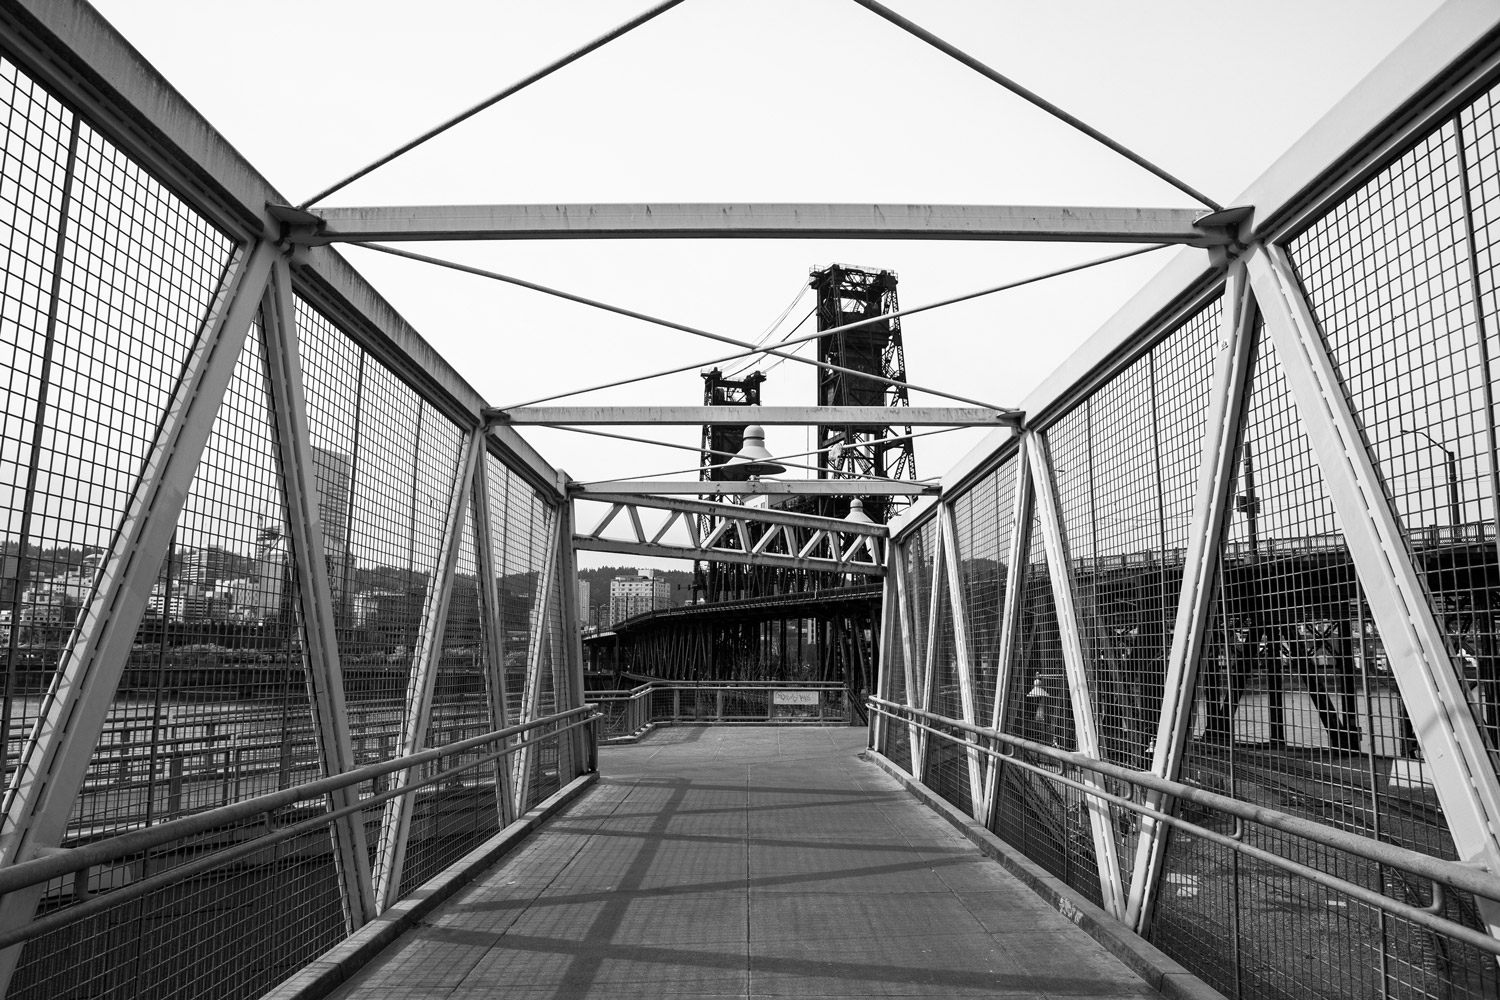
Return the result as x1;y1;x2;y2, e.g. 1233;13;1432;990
0;705;594;900
880;704;1500;957
0;713;595;951
869;698;1500;906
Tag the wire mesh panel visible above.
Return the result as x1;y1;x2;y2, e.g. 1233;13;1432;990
62;319;323;840
1271;100;1500;999
993;493;1100;906
398;505;502;895
0;67;236;786
11;808;344;1000
953;460;1015;731
0;56;72;785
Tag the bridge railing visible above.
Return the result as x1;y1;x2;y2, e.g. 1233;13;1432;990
871;6;1500;998
0;708;594;998
591;681;850;738
0;3;592;998
871;699;1500;960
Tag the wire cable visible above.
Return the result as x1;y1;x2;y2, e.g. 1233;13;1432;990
354;241;1012;409
297;0;688;208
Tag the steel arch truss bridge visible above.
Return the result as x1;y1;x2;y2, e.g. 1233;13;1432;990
573;493;886;578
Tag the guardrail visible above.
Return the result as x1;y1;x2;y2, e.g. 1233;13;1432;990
590;681;851;738
0;707;596;958
869;698;1500;959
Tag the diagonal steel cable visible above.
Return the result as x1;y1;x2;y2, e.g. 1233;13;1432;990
486;242;1166;408
297;0;689;208
354;241;1013;410
848;0;1223;211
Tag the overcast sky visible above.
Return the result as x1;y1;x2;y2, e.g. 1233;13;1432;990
90;0;1446;523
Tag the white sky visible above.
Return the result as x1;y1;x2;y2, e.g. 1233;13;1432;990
90;0;1445;533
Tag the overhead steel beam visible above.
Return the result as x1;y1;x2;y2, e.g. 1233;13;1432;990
574;537;884;576
299;203;1227;246
574;480;938;496
490;406;1016;426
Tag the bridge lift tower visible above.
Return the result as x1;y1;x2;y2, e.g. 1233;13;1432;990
809;263;916;525
694;367;766;603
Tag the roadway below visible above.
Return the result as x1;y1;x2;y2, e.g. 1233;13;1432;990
328;727;1202;998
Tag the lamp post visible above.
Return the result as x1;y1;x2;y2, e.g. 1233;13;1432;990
1401;426;1462;529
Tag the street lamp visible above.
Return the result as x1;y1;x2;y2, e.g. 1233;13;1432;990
1400;426;1462;528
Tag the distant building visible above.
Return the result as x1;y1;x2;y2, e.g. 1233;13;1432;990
609;572;669;626
577;580;590;627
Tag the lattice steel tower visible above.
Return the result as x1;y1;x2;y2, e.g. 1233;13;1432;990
695;367;766;602
809;264;915;524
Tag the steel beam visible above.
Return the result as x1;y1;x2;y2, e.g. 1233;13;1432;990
557;500;591;778
574;481;938;496
983;439;1034;828
573;536;884;576
512;507;561;813
374;430;482;911
262;256;379;929
577;492;888;536
0;240;275;988
491;405;1016;426
892;538;923;771
1248;242;1500;935
941;504;987;812
1028;433;1126;919
873;542;900;753
1128;265;1249;932
304;203;1224;245
471;452;518;827
916;518;946;783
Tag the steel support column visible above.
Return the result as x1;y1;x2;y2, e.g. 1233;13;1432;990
873;542;901;753
941;504;986;812
512;508;561;813
262;256;380;930
892;538;922;774
556;490;589;779
1128;265;1251;931
984;437;1034;826
1247;242;1500;936
1028;432;1126;919
471;450;518;827
373;431;483;910
916;516;946;783
0;240;277;988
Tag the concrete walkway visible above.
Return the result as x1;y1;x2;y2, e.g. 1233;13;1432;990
330;727;1171;998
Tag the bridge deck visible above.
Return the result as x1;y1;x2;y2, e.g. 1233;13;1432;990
330;728;1168;998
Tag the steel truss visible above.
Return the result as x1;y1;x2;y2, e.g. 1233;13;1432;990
870;5;1500;987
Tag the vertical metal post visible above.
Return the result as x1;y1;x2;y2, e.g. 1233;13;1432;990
1248;243;1500;934
916;516;946;783
512;510;561;814
471;449;518;826
373;431;482;909
261;255;380;929
890;538;922;773
1028;432;1126;919
0;240;277;989
941;504;986;812
984;436;1034;827
873;541;900;752
558;493;592;776
1128;265;1252;932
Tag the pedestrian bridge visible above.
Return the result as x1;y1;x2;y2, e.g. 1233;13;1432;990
8;2;1500;999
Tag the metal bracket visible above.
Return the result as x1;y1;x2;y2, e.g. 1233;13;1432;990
1193;206;1254;270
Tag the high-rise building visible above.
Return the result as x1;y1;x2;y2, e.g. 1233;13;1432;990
577;580;590;627
608;572;669;626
